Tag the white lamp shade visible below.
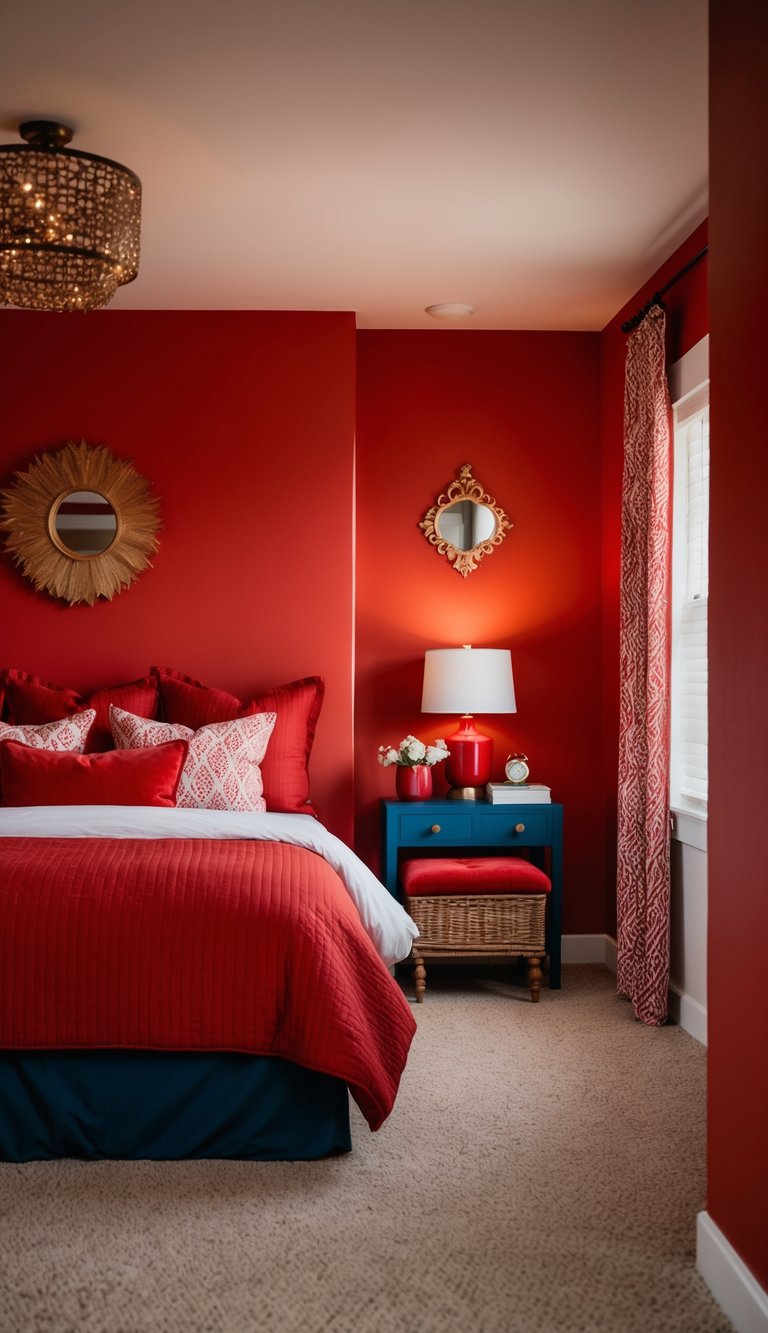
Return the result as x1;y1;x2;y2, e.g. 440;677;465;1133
421;647;516;714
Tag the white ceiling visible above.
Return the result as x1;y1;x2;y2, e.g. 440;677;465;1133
0;0;708;329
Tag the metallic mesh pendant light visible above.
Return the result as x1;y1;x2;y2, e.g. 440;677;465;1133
0;121;141;312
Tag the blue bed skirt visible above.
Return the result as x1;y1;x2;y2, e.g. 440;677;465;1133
0;1051;352;1161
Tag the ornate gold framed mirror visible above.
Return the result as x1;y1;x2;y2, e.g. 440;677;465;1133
420;463;511;576
0;440;160;605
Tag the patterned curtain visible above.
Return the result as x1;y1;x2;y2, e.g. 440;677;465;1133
616;305;671;1027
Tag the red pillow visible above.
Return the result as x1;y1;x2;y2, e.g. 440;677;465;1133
2;670;159;753
0;739;187;807
152;667;324;815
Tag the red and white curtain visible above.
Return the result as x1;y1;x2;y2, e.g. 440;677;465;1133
616;306;671;1026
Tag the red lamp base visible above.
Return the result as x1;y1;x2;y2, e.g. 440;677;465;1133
444;717;493;799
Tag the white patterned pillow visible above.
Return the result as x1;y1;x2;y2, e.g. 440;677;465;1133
109;705;276;812
0;710;96;753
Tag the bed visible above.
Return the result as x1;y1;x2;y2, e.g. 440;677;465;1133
0;668;418;1162
0;807;418;1161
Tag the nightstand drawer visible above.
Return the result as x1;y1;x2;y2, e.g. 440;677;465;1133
471;807;552;844
398;811;474;844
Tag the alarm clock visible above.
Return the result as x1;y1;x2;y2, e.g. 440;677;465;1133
505;753;530;785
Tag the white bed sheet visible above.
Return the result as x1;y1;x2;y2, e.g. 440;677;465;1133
0;806;418;967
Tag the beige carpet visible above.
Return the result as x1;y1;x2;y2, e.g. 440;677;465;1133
0;965;732;1333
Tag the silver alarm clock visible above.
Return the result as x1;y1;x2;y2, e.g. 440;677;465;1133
504;753;530;784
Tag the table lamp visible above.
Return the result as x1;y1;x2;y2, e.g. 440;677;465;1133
421;645;517;799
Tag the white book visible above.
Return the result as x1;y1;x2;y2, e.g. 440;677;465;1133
485;783;551;804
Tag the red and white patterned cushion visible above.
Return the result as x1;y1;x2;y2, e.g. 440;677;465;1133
109;706;276;812
0;710;96;753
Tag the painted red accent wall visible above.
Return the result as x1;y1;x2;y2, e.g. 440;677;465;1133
0;310;356;844
598;222;709;934
355;331;605;932
708;0;768;1288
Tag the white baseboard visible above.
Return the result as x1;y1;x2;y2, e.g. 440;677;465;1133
605;934;617;973
668;983;707;1045
561;934;611;964
697;1211;768;1333
567;935;707;1044
560;934;617;968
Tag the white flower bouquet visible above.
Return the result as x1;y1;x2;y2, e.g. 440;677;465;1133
377;735;449;768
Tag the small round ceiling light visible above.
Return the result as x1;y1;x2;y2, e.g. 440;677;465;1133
0;120;141;312
425;303;477;321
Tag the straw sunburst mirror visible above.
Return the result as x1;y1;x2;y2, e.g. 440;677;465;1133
0;440;160;606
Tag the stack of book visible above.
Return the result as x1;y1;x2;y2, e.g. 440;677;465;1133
485;783;551;804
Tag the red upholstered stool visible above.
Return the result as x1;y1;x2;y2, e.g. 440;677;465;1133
400;857;551;1004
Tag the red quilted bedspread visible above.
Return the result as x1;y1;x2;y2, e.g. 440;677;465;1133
0;838;416;1130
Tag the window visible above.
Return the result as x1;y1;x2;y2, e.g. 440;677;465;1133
670;338;709;819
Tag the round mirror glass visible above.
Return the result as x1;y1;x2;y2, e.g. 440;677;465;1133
51;490;117;556
435;499;498;552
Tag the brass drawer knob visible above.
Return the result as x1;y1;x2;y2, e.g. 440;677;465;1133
515;822;526;833
430;824;441;834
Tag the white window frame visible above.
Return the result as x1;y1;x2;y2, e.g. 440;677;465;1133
669;336;709;848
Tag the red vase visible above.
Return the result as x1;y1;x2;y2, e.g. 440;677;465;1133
395;764;433;802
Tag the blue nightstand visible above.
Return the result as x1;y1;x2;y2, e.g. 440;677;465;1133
381;798;564;987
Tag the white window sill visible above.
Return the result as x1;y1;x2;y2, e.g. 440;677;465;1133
671;806;708;852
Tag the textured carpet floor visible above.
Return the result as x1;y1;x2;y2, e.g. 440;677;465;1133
0;965;732;1333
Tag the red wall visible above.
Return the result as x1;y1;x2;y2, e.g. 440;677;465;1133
355;331;605;932
707;0;768;1288
598;222;709;933
0;310;356;843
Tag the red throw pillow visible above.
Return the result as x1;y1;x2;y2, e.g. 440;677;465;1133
152;667;324;815
0;739;187;807
2;670;159;753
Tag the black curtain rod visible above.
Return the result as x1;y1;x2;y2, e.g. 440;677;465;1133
621;245;708;333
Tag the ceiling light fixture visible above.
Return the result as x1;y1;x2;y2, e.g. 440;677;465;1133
425;303;477;320
0;120;141;312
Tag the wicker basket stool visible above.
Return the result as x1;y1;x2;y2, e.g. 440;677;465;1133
400;856;552;1003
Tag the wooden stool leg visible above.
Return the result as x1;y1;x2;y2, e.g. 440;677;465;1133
526;955;543;1003
412;948;427;1003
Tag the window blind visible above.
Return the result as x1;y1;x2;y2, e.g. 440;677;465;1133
671;398;709;808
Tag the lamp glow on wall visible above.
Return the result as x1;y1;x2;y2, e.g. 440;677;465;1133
421;645;516;799
0;121;141;312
